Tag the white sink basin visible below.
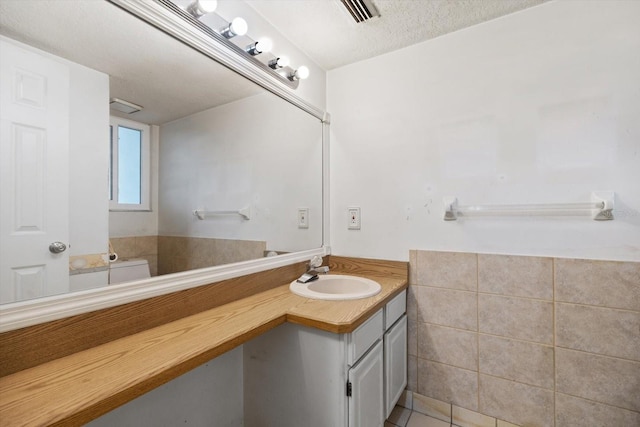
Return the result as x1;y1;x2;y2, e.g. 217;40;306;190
290;274;381;300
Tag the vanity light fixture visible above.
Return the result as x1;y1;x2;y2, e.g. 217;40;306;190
246;38;272;56
268;56;290;69
220;17;248;38
289;66;310;81
185;0;217;18
116;0;308;89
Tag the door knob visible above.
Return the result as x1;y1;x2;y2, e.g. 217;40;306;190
49;242;67;254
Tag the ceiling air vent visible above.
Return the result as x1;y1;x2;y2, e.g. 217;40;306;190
340;0;380;23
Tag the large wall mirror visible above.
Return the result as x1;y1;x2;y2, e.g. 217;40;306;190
0;0;325;327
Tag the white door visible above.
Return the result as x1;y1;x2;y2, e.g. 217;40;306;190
348;340;384;427
385;314;408;418
0;37;70;303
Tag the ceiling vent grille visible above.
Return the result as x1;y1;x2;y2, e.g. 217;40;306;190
340;0;380;23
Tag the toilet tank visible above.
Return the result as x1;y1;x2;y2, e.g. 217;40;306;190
109;259;150;284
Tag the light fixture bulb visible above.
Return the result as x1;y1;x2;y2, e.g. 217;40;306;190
295;66;310;80
278;56;290;68
269;56;290;69
186;0;217;18
256;38;272;54
246;38;272;56
221;17;248;38
229;17;248;37
199;0;218;13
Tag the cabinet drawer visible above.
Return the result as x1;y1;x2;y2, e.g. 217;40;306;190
385;290;406;330
348;309;383;365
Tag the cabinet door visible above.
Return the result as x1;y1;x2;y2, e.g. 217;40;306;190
348;340;384;427
384;314;407;418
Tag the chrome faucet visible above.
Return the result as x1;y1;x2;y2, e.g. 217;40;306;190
296;255;329;283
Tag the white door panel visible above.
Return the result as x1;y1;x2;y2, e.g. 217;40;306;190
0;38;70;303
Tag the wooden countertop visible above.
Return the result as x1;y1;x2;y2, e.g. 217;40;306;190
0;269;407;426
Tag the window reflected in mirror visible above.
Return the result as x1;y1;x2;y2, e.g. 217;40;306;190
109;117;151;210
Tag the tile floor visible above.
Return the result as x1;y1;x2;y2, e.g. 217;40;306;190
386;404;450;427
384;391;520;427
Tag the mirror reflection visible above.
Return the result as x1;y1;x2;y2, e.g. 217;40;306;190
0;0;323;304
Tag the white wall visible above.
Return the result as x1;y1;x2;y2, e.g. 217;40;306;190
328;0;640;262
159;92;323;253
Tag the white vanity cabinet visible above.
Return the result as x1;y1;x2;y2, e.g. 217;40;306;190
243;290;407;427
384;291;408;418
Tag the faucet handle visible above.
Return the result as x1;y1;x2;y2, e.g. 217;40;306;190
308;255;323;269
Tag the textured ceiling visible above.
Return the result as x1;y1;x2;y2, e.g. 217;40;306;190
246;0;547;70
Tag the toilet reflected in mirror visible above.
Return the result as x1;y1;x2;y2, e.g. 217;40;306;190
108;260;151;285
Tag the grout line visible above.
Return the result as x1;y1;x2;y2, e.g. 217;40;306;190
553;299;640;313
475;330;554;347
555;300;640;314
479;372;555;392
418;319;476;333
417;356;479;374
555;345;640;364
552;257;557;427
420;321;480;334
476;291;554;303
476;253;480;413
555;390;640;413
422;284;478;295
414;286;420;395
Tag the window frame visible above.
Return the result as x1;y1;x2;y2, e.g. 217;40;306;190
109;116;151;211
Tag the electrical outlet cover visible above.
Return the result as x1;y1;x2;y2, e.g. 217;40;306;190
298;208;309;229
348;207;361;230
